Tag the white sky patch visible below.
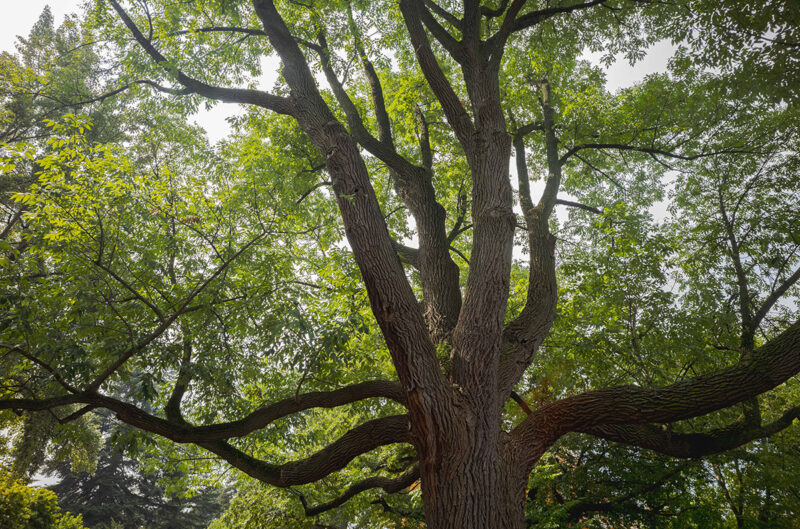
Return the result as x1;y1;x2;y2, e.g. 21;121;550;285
0;1;80;53
583;39;675;92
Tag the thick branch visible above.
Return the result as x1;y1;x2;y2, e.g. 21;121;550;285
164;337;193;422
169;26;266;37
537;80;562;221
415;107;433;172
496;108;557;397
315;33;461;344
481;0;510;18
719;185;755;347
513;125;536;216
0;209;25;241
555;198;602;215
108;0;294;115
0;381;406;443
580;404;800;458
512;0;608;32
486;0;529;66
347;6;392;146
418;1;466;61
398;0;475;150
250;1;449;422
315;34;416;178
392;240;421;268
424;0;463;30
513;319;800;466
198;414;411;487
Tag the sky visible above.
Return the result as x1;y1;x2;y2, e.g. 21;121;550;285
2;1;676;144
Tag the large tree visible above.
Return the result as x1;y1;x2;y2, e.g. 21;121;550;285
2;1;799;528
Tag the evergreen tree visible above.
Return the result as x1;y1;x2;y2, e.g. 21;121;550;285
48;418;229;529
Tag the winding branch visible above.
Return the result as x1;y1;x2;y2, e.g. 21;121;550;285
108;0;294;115
513;319;800;466
299;464;420;516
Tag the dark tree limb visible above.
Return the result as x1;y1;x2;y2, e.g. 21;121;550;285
20;79;191;111
418;1;466;61
168;26;266;37
315;30;461;344
249;1;452;440
497;83;559;397
481;0;510;18
424;0;463;30
579;404;800;458
299;464;420;516
108;0;294;115
560;142;757;165
513;319;800;467
314;35;413;177
537;80;562;221
0;380;407;443
198;414;412;487
0;344;79;394
392;240;421;268
512;124;536;216
347;5;393;147
399;0;475;150
0;208;25;241
164;337;193;423
296;179;331;205
57;405;99;424
718;182;755;349
486;0;531;65
754;265;800;330
512;0;609;33
555;198;602;215
414;107;433;172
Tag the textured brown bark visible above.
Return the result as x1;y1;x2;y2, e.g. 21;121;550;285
317;21;462;344
7;2;800;529
419;409;528;529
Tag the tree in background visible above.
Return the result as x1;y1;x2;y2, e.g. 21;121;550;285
47;415;229;529
1;1;799;528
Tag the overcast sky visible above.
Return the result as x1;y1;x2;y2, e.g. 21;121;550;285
2;1;673;144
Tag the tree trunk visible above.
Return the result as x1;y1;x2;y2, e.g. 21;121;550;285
419;411;529;529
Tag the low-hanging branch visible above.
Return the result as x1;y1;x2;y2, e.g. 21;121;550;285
197;414;411;487
0;380;407;442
